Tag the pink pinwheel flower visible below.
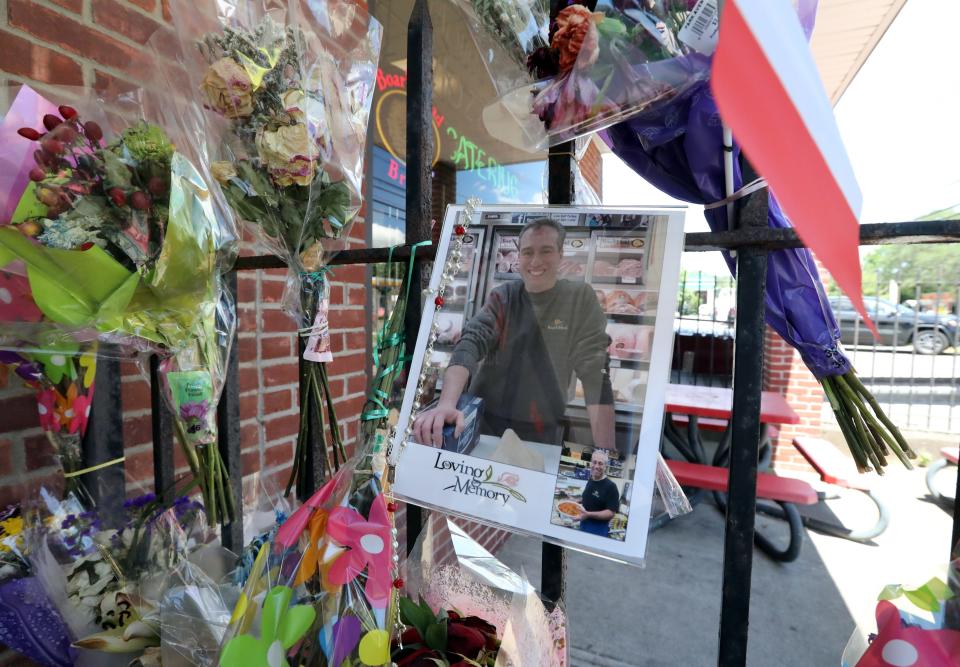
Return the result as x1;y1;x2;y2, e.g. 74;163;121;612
326;493;393;608
36;388;58;431
70;390;93;436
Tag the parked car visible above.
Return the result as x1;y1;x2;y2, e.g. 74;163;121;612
828;296;959;355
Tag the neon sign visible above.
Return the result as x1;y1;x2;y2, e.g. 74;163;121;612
374;68;520;199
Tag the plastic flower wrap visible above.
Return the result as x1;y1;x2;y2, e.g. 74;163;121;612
0;481;210;667
457;0;713;150
400;513;568;666
168;0;382;497
0;84;241;520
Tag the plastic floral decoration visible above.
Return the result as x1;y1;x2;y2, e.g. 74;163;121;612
219;585;316;667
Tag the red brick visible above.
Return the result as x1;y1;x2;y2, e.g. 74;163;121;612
240;393;258;418
264;413;298;443
333;265;365;283
161;0;172;21
261;279;286;303
122;378;152;411
127;0;157;11
0;30;84;86
24;433;54;470
122;413;152;447
263;389;292;415
0;439;12;477
238;306;259;332
237;335;258;360
329;285;345;305
241;422;259;449
92;0;167;48
328;352;365;377
263;363;298;388
264;440;294;468
242;448;260;473
262;309;295;333
239;366;259;393
124;447;154;483
237;275;257;303
50;0;83;13
332;330;366;354
8;0;151;72
329;308;366;329
0;394;40;433
261;336;293;360
345;373;367;396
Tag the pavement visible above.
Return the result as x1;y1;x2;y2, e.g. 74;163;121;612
495;456;955;666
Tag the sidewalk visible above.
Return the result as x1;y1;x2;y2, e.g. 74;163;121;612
496;464;954;666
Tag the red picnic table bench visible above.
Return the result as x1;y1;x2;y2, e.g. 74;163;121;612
656;384;816;562
656;386;890;561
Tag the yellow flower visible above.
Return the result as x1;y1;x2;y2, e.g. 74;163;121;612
255;123;317;187
0;516;24;553
200;57;254;119
210;161;238;184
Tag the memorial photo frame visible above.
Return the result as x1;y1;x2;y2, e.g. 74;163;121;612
389;204;685;564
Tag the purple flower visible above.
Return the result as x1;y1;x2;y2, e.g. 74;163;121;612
123;493;157;509
179;400;209;421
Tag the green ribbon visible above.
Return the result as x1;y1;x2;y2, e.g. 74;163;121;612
361;240;431;424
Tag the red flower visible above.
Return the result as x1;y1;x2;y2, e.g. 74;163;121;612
394;646;444;667
446;622;486;659
552;5;603;73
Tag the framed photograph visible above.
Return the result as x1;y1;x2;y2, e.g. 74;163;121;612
389;205;685;564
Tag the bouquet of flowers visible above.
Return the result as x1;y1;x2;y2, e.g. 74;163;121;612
0;484;209;667
455;0;712;149
168;0;382;499
398;514;568;667
0;84;241;519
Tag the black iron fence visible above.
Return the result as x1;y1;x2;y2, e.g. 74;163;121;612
825;266;959;433
71;2;960;666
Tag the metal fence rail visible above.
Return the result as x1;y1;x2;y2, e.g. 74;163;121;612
71;2;960;666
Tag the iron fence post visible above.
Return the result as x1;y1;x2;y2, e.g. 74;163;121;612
717;165;769;666
149;354;175;502
217;271;243;553
542;140;575;607
404;0;434;556
81;349;125;520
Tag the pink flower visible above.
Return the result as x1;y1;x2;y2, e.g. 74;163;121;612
326;493;393;608
36;388;58;431
0;272;42;323
498;472;520;487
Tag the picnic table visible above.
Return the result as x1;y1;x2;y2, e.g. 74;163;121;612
662;383;800;469
656;383;817;562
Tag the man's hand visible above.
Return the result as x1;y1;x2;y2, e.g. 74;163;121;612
413;405;465;448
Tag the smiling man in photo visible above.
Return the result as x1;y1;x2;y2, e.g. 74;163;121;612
575;449;621;537
414;218;616;450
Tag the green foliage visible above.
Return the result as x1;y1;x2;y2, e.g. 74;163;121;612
859;244;960;298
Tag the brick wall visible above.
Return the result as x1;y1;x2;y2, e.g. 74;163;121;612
580;138;603;197
762;328;821;475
